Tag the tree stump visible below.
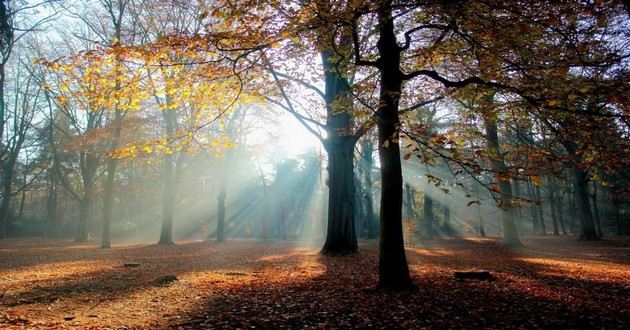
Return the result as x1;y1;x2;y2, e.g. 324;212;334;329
454;270;493;280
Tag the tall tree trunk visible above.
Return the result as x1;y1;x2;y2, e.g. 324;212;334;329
375;4;412;290
319;45;358;254
483;115;521;247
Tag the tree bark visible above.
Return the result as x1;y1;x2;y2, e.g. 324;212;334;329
321;141;357;254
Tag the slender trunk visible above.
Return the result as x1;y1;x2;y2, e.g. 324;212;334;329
17;170;26;219
101;95;122;248
101;156;117;248
375;4;412;290
483;116;521;246
158;152;175;245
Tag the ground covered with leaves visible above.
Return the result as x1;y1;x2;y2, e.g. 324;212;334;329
1;236;629;329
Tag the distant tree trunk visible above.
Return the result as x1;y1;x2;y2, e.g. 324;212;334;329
355;176;366;238
557;192;567;235
573;168;598;240
591;182;603;237
374;4;412;290
443;205;453;236
472;182;485;237
511;179;523;227
76;153;98;243
526;180;539;235
404;183;416;223
568;191;576;234
44;172;57;237
101;155;117;248
216;176;227;243
17;170;26;219
548;177;560;236
534;184;546;235
483;114;521;247
423;194;434;239
360;139;377;239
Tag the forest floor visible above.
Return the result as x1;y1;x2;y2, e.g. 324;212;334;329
0;236;629;329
